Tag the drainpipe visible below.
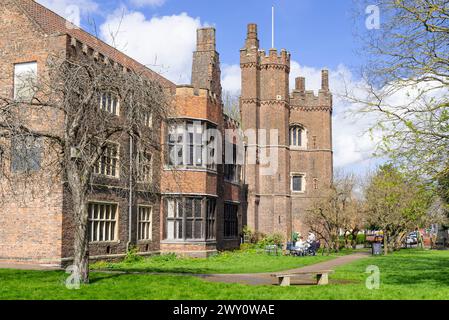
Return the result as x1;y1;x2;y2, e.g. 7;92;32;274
127;134;133;251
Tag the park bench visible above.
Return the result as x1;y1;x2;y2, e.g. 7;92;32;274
272;270;334;287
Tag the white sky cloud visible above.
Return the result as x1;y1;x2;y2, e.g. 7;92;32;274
38;0;382;173
221;61;382;171
100;9;204;84
222;64;241;95
289;61;382;170
37;0;98;27
129;0;166;7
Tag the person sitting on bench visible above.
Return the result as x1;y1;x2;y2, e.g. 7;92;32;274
292;236;306;253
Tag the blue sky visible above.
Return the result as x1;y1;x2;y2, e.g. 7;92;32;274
134;0;363;69
65;0;365;71
38;0;383;174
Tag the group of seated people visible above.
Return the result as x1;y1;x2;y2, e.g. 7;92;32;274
292;232;317;253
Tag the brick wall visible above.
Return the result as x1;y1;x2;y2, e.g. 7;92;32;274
0;0;68;264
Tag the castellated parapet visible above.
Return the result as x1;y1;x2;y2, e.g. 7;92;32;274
290;70;333;111
175;85;220;105
259;48;290;71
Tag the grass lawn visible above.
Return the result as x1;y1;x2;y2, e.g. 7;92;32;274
90;249;341;274
1;249;449;300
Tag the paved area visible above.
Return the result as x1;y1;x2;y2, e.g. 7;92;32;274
196;252;370;286
0;262;61;271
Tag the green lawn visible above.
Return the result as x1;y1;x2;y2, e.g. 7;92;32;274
1;249;449;300
90;249;339;274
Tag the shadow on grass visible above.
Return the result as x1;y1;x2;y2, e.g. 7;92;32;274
92;267;215;275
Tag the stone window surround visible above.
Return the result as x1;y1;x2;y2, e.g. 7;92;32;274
290;172;306;193
88;201;120;244
13;61;38;101
137;205;153;241
289;123;308;150
162;195;217;243
99;92;120;116
94;141;120;179
137;148;153;184
165;118;218;171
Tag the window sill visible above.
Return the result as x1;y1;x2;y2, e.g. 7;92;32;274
289;146;307;151
94;174;120;180
137;239;153;244
161;240;217;245
89;241;121;245
163;166;218;174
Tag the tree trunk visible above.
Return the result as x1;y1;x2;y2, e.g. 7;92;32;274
351;230;359;249
67;163;90;284
383;232;388;255
73;195;90;283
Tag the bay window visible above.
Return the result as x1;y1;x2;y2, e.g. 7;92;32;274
167;120;217;170
165;197;216;241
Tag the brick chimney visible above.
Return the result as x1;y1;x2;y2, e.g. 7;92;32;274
191;27;222;98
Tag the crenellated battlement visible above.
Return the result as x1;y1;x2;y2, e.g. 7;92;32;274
240;24;290;70
290;70;332;110
259;48;290;68
175;85;220;104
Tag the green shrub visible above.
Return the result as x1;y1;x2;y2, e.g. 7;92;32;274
150;253;178;262
356;233;366;244
124;247;144;263
242;226;266;244
240;243;257;251
257;233;284;248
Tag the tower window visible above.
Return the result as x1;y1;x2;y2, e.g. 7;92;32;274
290;125;306;147
291;174;305;192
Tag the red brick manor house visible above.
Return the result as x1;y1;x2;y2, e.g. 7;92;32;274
0;0;333;265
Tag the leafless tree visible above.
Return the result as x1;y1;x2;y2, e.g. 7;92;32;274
305;172;366;253
222;91;240;123
0;49;171;283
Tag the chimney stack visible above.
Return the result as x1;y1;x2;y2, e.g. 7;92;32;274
321;70;329;91
295;77;306;92
196;28;216;51
191;27;222;98
245;23;259;49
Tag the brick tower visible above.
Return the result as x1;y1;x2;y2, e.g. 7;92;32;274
240;24;293;238
240;23;333;239
289;71;333;234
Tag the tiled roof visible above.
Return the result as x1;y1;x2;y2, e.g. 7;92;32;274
13;0;175;89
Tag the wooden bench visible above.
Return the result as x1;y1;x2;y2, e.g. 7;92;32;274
272;270;334;286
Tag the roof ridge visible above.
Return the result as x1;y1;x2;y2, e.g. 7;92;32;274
13;0;175;88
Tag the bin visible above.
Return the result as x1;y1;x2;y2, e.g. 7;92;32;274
372;242;382;255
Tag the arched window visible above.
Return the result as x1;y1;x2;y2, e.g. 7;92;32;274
290;125;306;147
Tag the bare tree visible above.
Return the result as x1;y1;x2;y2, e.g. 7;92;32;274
305;172;365;253
0;49;171;283
222;91;240;123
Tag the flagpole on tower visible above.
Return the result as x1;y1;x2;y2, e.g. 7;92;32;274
271;6;274;48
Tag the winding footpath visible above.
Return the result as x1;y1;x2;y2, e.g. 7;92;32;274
195;252;371;286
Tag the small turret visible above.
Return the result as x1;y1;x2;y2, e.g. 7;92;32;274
295;77;306;92
245;23;259;49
